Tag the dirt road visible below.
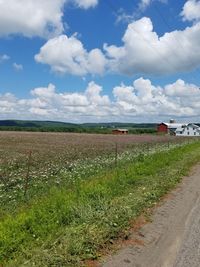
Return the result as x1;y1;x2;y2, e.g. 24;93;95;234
101;165;200;267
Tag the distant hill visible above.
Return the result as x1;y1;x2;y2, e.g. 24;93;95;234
0;120;76;128
0;120;157;134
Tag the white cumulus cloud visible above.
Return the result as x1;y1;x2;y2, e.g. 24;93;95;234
113;78;199;118
36;16;200;77
0;0;99;38
1;78;200;122
35;34;107;76
74;0;98;9
104;17;200;75
181;0;200;22
165;79;200;97
0;0;65;38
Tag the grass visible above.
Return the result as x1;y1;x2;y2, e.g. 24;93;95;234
0;131;178;214
1;141;200;266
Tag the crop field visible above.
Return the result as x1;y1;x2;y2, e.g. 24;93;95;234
0;131;200;266
0;131;177;211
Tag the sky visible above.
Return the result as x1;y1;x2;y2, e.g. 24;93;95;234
0;0;200;123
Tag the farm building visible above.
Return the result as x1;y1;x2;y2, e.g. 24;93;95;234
175;124;200;136
157;120;200;136
157;120;184;135
112;129;128;135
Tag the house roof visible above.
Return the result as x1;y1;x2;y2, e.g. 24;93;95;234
175;124;200;132
113;128;128;131
188;123;200;128
162;123;187;129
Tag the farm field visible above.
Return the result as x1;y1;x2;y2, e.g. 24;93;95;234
0;132;200;266
0;131;176;212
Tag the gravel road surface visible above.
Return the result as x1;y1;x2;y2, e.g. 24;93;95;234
101;165;200;267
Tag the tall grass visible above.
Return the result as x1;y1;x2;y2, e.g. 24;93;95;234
1;142;200;266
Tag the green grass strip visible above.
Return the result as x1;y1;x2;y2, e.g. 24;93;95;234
1;142;200;266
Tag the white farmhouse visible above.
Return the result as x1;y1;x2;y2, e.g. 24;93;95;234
175;124;200;137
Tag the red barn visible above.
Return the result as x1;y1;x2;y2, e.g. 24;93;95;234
112;129;128;135
157;121;186;135
157;123;168;134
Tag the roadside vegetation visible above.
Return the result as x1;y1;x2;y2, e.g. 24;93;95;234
0;132;200;266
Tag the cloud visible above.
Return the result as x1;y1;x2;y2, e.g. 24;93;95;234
1;78;200;122
21;82;111;120
0;0;65;38
165;79;200;97
181;0;200;22
113;78;199;118
0;0;99;38
31;83;56;99
138;0;167;11
74;0;98;9
13;63;23;71
104;17;200;75
0;54;10;63
116;0;167;23
36;16;200;77
138;0;152;11
35;34;107;76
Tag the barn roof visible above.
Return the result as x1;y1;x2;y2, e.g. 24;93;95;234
162;123;188;129
113;128;128;131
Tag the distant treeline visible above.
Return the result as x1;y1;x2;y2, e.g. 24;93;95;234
0;126;110;133
0;126;156;134
0;120;157;134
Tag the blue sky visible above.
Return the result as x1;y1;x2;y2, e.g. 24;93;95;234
0;0;200;123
